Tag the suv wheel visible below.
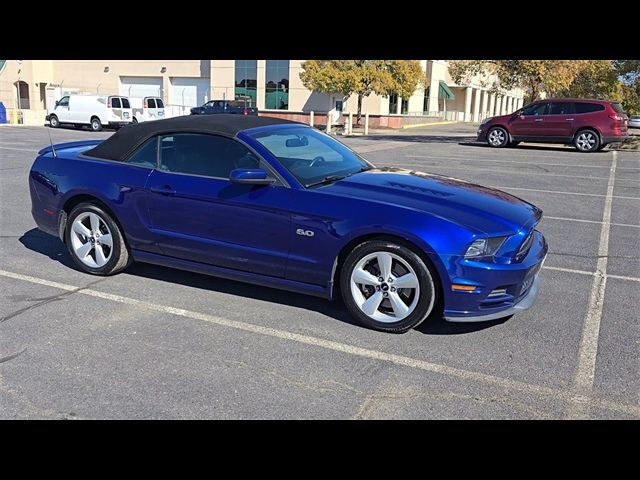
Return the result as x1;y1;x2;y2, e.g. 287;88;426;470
487;127;509;148
574;129;600;152
340;240;438;333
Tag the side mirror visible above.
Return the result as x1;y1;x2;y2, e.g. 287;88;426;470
229;168;275;186
55;100;60;107
285;136;309;147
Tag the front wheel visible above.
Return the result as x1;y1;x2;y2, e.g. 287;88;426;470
487;126;509;148
49;115;60;128
574;129;600;152
340;240;438;333
65;203;131;275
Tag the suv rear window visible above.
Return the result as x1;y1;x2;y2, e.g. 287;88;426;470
111;97;121;108
574;103;604;114
610;102;625;114
156;98;164;108
146;98;156;108
121;98;130;108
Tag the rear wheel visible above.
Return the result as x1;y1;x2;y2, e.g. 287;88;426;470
49;115;59;128
574;129;600;152
340;240;438;333
90;117;103;132
65;203;131;275
487;126;509;148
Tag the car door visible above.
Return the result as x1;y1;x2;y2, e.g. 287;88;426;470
546;101;575;139
509;102;550;138
54;96;70;122
145;133;292;277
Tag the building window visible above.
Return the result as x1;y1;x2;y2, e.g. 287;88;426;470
265;60;289;110
401;98;409;115
388;93;398;114
235;60;257;108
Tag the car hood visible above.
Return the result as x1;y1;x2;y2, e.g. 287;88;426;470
322;167;542;234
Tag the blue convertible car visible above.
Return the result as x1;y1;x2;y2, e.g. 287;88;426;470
29;115;547;333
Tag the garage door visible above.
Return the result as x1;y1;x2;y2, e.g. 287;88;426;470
119;76;163;98
169;77;210;107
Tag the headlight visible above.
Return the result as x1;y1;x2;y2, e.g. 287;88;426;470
480;117;492;126
464;236;508;258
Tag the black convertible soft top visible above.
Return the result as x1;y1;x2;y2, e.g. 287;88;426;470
85;114;303;162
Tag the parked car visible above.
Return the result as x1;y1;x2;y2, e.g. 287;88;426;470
46;95;132;132
629;115;640;129
29;115;547;333
477;98;629;152
190;99;258;116
129;96;165;124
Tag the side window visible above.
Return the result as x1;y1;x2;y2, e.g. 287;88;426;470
57;96;69;107
213;101;224;109
158;133;262;179
126;138;158;168
121;98;130;108
146;98;156;109
549;102;574;115
574;103;605;114
111;97;122;108
156;98;164;108
521;103;549;116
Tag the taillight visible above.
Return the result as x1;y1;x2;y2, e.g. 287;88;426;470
144;100;148;108
107;98;112;107
243;108;248;116
609;114;624;121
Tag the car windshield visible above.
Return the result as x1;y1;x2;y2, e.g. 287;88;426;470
249;127;372;187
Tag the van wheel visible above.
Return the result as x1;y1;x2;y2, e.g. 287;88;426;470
132;117;138;124
574;129;600;152
90;117;103;132
49;115;60;128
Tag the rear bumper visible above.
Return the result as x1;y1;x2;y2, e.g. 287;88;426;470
602;134;629;143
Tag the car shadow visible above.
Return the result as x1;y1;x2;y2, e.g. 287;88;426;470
458;141;611;154
350;134;476;144
19;228;504;335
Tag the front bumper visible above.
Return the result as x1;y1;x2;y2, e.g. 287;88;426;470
476;126;488;142
445;274;541;322
442;230;548;322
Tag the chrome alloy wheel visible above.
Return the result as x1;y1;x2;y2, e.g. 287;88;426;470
488;128;506;146
576;131;597;151
350;251;420;323
70;212;113;268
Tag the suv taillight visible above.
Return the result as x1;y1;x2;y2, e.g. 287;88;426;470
609;114;624;121
243;108;248;116
107;98;112;107
144;100;148;108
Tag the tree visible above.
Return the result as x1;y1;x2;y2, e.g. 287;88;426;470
300;60;425;124
448;60;588;102
614;60;640;114
558;60;622;101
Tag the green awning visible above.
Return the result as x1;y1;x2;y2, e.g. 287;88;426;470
426;80;455;100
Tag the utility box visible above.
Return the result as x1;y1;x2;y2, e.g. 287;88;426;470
0;102;6;124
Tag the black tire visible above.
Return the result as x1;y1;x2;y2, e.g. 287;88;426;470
574;129;600;152
64;203;131;276
90;117;103;132
49;115;60;128
340;239;438;333
486;126;509;148
132;117;138;124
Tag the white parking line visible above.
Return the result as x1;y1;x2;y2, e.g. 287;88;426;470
0;267;638;418
543;266;596;276
567;151;617;419
490;185;640;201
544;216;640;229
0;146;38;152
607;274;640;283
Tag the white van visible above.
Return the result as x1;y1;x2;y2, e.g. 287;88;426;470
129;96;165;123
46;95;132;131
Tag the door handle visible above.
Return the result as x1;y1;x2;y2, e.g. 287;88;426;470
565;118;574;121
149;185;176;195
534;118;544;122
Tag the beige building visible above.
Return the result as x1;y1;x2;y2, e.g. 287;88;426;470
0;60;524;126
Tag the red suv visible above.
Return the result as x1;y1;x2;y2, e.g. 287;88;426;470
477;98;629;152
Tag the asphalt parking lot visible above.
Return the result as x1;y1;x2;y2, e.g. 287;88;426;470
1;122;638;419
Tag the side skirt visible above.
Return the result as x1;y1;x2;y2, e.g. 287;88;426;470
132;249;331;300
